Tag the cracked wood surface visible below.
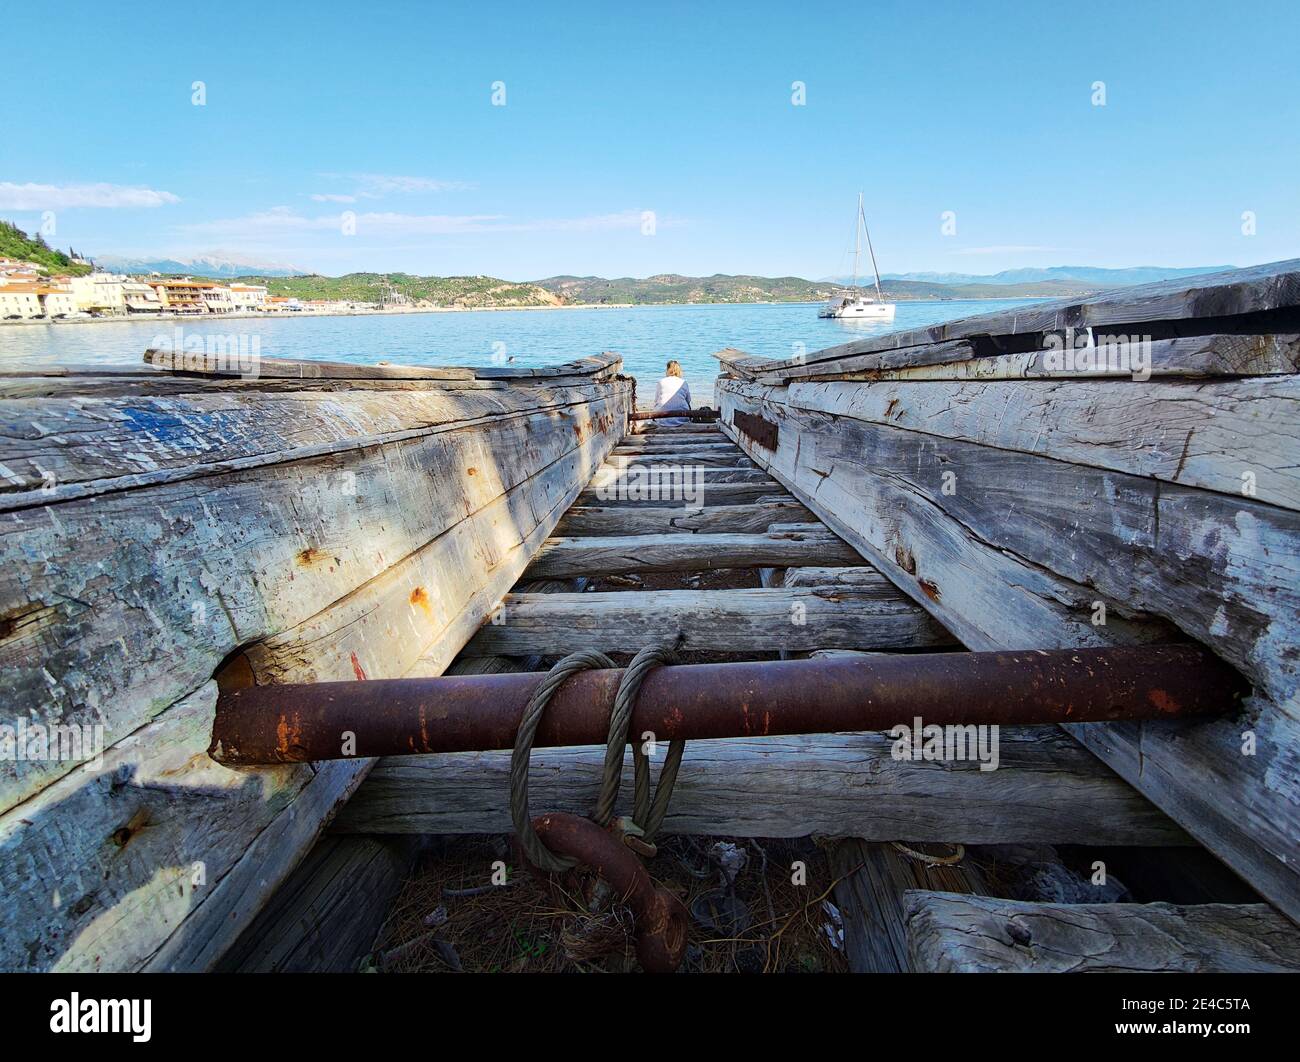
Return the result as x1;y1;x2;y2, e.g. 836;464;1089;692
0;370;630;971
905;892;1300;972
718;373;1300;923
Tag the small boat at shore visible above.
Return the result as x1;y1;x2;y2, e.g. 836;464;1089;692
819;192;895;321
2;260;1299;974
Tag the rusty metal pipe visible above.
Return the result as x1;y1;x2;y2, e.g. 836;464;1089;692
209;645;1245;766
530;812;688;972
630;408;719;421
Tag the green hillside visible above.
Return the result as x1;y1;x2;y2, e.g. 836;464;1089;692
534;273;1107;304
232;272;560;308
0;221;92;276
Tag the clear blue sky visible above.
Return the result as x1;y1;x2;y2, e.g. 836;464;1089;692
5;0;1297;279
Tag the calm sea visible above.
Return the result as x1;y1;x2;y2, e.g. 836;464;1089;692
0;299;1037;404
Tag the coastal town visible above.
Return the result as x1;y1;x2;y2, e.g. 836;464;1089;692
0;257;389;321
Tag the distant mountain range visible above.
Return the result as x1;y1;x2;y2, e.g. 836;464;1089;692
204;266;1234;308
63;243;1235;307
93;252;307;278
874;265;1231;287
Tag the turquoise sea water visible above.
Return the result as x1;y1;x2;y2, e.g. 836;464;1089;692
0;299;1037;404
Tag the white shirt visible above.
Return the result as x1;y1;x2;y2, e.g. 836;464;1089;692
653;376;691;412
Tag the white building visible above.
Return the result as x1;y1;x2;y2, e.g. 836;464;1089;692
227;283;268;312
122;281;164;313
70;273;128;315
0;281;41;318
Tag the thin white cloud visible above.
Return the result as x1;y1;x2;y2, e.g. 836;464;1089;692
312;173;476;200
949;244;1060;256
352;174;475;195
0;182;180;210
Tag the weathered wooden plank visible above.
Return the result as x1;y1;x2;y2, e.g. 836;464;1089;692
634;423;722;436
719;379;1300;922
575;480;785;507
712;346;773;381
525;529;863;578
831;840;988;973
144;757;372;972
785;376;1300;511
781;566;891;590
470;352;622;379
806;332;1300;383
0;376;629;971
215;836;416;973
0;383;618;502
721;381;1299;705
602;449;753;467
330;729;1190;844
556;500;815;536
0;387;628;809
242;442;601;685
463;586;952;655
613;439;736;453
593;463;770;484
0;374;513;400
904;892;1300;972
145;347;476;380
756;340;975;384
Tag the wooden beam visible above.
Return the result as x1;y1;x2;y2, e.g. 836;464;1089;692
556;500;815;535
830;840;989;973
145;348;475;380
0;382;619;508
575;481;787;507
463;586;952;655
904;892;1300;972
782;376;1300;511
613;439;736;453
777;332;1300;384
215;836;418;972
593;464;771;484
602;449;753;467
0;373;630;971
525;529;863;578
330;729;1191;845
782;566;892;590
719;378;1300;923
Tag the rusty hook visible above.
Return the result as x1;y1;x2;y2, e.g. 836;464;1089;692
531;811;688;973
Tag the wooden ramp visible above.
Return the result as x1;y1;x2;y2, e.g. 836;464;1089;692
240;376;1300;973
337;421;1184;845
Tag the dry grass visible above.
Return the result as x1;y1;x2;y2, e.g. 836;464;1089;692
373;834;849;973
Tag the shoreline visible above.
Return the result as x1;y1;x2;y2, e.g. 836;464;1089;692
0;295;1051;328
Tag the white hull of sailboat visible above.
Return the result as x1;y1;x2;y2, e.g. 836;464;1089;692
819;300;896;320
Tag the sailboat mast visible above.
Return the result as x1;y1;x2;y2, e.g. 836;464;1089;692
860;196;885;302
852;192;862;291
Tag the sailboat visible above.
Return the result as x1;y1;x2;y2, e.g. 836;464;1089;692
819;192;896;320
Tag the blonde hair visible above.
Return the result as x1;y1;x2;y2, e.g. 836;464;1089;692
666;360;683;378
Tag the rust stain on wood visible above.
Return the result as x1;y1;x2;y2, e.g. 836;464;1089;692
409;586;433;617
733;410;779;451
